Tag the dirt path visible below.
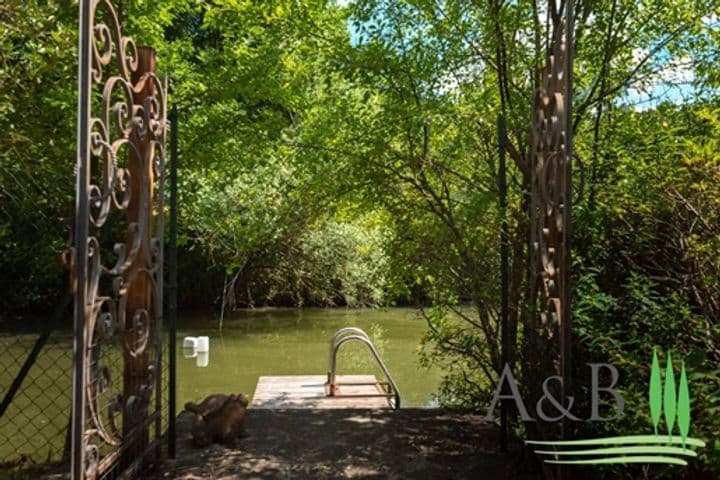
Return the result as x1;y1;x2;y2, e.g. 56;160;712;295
153;408;541;479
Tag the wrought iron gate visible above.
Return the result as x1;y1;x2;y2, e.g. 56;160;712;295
72;0;167;478
529;0;574;433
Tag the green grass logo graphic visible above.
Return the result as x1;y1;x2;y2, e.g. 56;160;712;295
527;349;706;466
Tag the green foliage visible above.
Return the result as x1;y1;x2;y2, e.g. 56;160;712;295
574;272;720;478
0;1;77;315
571;103;720;477
416;305;495;408
285;220;390;307
2;2;720;476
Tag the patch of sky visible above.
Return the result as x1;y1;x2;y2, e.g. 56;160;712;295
336;1;717;107
339;1;487;100
620;13;719;111
620;48;696;111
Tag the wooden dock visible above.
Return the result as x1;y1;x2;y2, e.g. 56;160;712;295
251;375;392;409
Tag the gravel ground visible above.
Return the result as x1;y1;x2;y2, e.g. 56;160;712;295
149;408;542;479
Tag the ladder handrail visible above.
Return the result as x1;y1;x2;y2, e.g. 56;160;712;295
326;328;401;408
327;327;370;371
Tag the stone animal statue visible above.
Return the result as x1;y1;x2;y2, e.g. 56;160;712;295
185;393;249;447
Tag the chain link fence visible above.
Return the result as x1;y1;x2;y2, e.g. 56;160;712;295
0;311;73;476
0;308;172;478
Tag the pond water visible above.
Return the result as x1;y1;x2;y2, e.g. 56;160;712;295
0;307;442;464
177;307;443;410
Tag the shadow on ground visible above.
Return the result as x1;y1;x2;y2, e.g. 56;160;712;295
153;408;542;479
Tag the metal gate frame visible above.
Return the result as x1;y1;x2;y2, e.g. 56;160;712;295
73;1;168;478
529;0;574;436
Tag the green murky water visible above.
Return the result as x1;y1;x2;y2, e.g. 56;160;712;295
1;308;442;464
177;307;442;409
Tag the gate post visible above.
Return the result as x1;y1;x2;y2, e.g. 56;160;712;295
71;0;92;477
122;46;157;460
528;0;574;452
167;104;179;459
72;1;167;476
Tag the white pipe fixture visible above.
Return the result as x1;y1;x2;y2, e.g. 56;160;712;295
196;336;210;353
196;352;209;368
182;336;210;365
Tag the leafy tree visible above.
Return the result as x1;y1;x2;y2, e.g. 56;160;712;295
0;1;77;316
1;1;719;476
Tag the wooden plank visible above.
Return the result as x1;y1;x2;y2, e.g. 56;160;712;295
251;375;392;409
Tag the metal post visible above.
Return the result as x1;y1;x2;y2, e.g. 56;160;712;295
122;47;157;465
154;75;169;462
72;1;92;477
498;115;509;452
561;0;574;441
167;104;179;458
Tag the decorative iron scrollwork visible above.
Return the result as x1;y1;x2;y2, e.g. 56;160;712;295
74;0;166;478
531;18;569;340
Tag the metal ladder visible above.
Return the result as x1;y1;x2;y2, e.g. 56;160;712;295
325;327;401;408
